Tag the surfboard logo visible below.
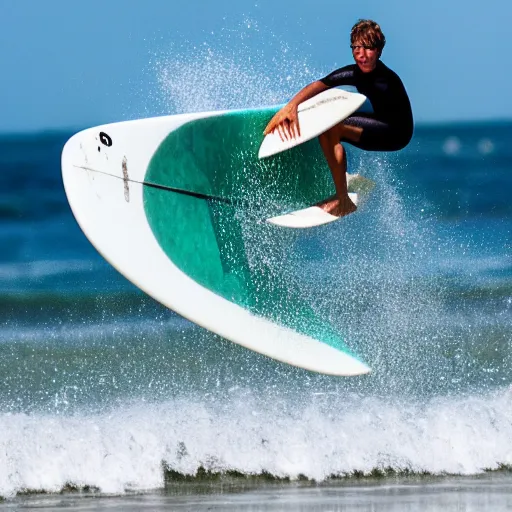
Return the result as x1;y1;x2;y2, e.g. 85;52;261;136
99;132;112;147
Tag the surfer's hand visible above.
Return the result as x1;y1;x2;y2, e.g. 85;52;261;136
263;104;301;141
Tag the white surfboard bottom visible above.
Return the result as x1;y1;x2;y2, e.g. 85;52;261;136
258;88;366;159
267;193;358;228
266;174;375;228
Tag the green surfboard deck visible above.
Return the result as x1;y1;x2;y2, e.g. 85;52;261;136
143;109;355;356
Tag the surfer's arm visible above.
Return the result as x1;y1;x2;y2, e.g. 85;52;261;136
263;80;329;141
286;80;330;111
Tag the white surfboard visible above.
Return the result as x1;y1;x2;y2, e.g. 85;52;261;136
258;88;367;159
61;108;371;377
267;174;375;228
267;193;359;228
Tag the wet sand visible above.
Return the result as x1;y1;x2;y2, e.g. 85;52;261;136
3;473;512;511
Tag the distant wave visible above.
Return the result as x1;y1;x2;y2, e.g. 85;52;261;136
0;259;97;280
0;312;191;345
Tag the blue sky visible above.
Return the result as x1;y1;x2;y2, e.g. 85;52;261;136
1;0;510;132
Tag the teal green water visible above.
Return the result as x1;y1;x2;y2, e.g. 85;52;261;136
143;109;359;357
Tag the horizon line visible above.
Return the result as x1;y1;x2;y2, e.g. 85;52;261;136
1;117;512;138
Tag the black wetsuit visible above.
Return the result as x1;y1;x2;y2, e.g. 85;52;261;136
320;60;413;151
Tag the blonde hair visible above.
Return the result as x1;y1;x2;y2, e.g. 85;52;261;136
351;19;386;56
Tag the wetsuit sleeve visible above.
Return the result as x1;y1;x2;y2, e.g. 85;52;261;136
320;65;357;88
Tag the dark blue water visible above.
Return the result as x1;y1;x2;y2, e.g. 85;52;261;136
0;122;510;497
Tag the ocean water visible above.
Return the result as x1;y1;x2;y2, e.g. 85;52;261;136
0;118;511;506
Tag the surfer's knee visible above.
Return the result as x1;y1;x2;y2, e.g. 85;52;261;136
334;142;345;163
319;127;341;158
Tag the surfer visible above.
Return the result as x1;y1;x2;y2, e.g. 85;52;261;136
264;19;413;217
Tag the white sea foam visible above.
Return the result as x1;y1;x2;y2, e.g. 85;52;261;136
1;388;512;497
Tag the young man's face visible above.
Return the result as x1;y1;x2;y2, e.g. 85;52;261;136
351;43;379;73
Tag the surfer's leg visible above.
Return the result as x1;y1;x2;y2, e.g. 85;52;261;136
318;123;363;217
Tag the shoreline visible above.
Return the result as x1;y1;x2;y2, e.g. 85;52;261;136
5;464;512;501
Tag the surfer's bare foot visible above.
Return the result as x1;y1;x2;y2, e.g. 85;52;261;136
318;195;357;218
